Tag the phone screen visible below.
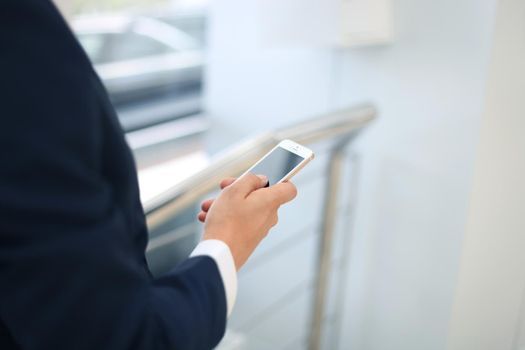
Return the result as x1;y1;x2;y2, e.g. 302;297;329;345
249;147;304;186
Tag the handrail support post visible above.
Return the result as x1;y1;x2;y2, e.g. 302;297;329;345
308;139;350;350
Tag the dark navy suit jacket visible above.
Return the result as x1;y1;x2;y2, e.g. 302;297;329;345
0;1;226;349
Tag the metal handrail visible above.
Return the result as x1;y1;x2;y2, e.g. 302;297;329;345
143;104;376;350
144;104;376;230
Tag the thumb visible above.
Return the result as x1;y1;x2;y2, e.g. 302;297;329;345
265;181;297;206
233;173;268;196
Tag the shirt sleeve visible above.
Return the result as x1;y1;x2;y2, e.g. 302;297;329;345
190;240;238;317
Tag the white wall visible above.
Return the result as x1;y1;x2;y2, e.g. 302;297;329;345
204;0;336;150
447;0;525;349
205;0;498;348
335;1;497;349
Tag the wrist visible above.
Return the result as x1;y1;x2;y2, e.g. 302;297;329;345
202;234;239;270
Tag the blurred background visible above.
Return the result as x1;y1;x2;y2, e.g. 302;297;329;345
54;0;525;349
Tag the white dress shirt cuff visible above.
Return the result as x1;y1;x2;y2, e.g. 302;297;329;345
190;239;237;317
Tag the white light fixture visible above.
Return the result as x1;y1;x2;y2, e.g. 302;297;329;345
258;0;392;48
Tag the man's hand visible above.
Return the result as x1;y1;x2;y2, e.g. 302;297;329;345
198;174;297;270
197;177;236;223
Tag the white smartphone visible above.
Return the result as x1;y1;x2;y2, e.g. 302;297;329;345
240;139;314;187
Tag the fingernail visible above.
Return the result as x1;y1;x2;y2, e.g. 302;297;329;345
257;174;268;186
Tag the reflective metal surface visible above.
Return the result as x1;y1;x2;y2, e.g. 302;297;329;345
144;104;376;229
143;104;376;349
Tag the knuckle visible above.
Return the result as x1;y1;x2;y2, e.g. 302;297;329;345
272;196;283;208
244;173;259;184
289;183;298;197
222;186;237;196
283;182;297;197
280;183;297;202
274;186;288;204
271;213;279;226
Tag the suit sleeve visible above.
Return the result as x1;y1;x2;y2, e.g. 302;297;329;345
0;1;226;349
191;240;238;317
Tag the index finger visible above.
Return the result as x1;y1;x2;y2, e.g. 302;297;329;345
265;181;298;206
